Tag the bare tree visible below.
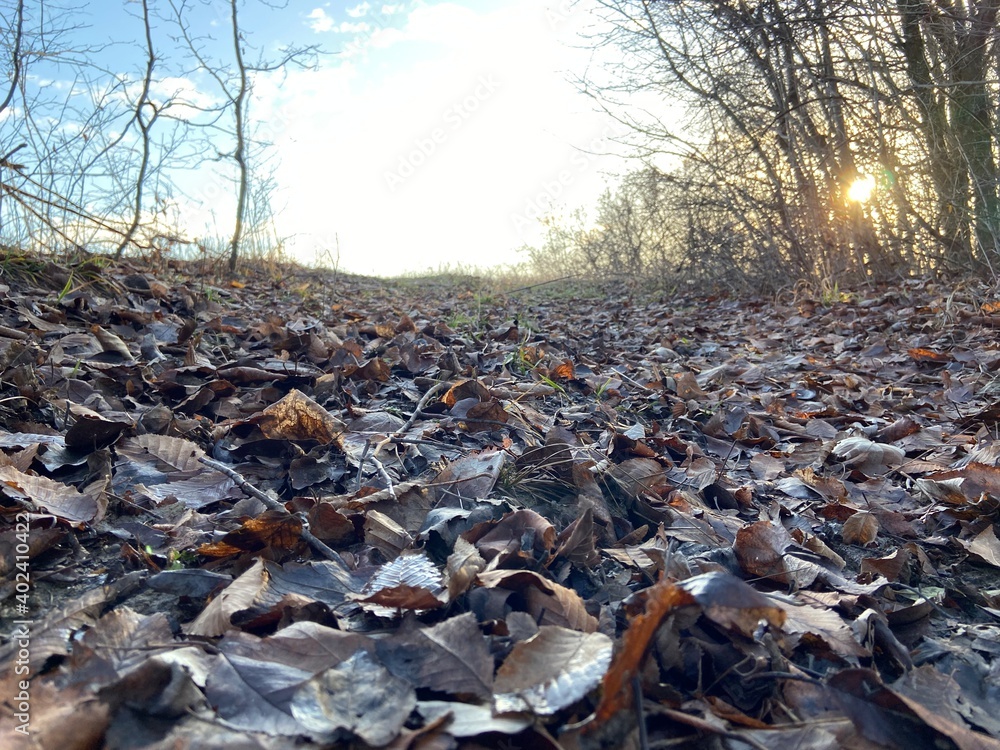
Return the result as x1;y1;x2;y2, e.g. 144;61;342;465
168;0;319;272
115;0;159;258
0;0;25;234
0;0;180;255
581;0;1000;285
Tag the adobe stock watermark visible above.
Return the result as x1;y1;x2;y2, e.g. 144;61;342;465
9;511;33;737
384;74;501;192
509;125;621;234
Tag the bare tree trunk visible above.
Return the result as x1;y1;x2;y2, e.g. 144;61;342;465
116;0;157;260
896;0;971;262
228;0;249;274
950;0;1000;267
0;0;25;233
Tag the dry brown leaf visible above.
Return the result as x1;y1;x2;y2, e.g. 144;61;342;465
0;465;99;525
842;511;879;546
680;571;787;635
90;324;133;359
961;525;1000;569
674;371;706;398
364;509;413;557
734;520;794;584
183;559;266;636
494;626;613;715
861;547;911;581
832;436;905;475
608;458;668;499
291;651;415;746
476;569;597;632
445;536;486;599
253;389;345;444
133;433;204;470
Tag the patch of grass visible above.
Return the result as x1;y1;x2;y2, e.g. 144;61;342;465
0;245;46;284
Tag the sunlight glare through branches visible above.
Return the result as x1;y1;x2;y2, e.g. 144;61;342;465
847;175;875;203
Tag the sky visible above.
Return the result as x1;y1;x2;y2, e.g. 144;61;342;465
4;0;646;275
251;0;633;275
178;0;636;275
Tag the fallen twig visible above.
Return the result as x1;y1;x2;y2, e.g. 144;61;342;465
199;455;349;566
357;381;449;495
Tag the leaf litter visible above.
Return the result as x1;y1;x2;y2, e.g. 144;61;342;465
1;262;1000;749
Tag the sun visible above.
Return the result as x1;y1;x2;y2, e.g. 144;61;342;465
847;175;876;203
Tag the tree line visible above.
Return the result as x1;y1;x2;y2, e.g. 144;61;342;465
527;0;1000;291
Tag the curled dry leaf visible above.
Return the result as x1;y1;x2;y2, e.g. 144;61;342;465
960;525;1000;569
472;507;555;565
442;379;491;407
607;457;668;499
832;436;905;475
253;389;346;444
680;571;787;635
674;370;706;399
64;412;131;451
183;559;267;637
842;511;879;547
860;546;911;581
363;509;413;558
90;324;133;359
734;520;795;584
476;569;597;632
554;506;600;567
493;626;613;715
792;528;847;570
445;536;486;599
0;465;99;525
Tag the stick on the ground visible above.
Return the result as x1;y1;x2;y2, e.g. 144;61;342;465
505;273;580;295
199;455;348;566
356;380;449;494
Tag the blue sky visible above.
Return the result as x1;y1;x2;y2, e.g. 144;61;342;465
11;1;642;275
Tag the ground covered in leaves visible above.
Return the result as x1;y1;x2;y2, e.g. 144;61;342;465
2;257;1000;750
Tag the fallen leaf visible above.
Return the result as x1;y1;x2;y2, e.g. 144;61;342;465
291;651;416;745
253;389;345;444
842;511;879;546
494;626;613;715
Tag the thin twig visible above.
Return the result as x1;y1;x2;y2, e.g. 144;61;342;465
387;381;449;442
633;674;649;750
362;381;449;497
369;454;396;499
198;455;348;566
505;273;581;294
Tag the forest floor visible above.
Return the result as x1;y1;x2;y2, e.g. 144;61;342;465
1;255;1000;749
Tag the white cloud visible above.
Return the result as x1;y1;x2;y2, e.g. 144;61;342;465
150;76;216;110
307;8;334;33
338;21;370;33
346;2;371;18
